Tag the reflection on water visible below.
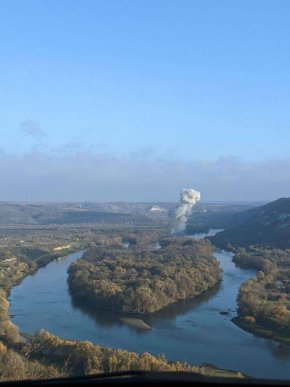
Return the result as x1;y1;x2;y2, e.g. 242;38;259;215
71;281;222;331
8;231;290;380
149;282;222;321
266;341;290;360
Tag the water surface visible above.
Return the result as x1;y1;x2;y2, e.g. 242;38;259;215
9;233;290;379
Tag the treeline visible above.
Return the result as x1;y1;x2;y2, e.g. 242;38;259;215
0;330;243;381
68;237;221;314
0;294;58;381
235;247;290;341
233;247;281;273
0;290;20;345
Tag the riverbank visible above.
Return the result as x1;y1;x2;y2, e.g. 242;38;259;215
0;329;245;381
233;317;290;345
1;248;85;346
232;246;290;346
5;247;84;296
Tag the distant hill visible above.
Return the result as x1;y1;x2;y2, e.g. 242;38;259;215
0;202;164;226
0;203;37;225
186;203;259;234
210;198;290;248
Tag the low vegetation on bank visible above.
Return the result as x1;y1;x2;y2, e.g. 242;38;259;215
0;227;109;293
68;237;221;314
234;247;290;343
0;228;100;349
0;289;21;345
0;330;243;381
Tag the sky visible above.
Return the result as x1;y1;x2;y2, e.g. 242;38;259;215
1;0;290;202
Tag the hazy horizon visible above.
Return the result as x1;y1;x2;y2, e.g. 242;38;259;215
0;198;270;205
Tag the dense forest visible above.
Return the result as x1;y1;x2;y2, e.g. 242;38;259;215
68;237;221;314
234;246;290;342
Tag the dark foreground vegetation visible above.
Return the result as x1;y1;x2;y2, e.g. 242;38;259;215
68;237;221;314
234;246;290;343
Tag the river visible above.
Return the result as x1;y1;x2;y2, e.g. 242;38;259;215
8;231;290;380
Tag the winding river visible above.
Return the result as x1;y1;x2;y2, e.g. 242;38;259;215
8;231;290;380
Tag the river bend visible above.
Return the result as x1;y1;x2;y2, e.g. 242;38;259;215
8;233;290;379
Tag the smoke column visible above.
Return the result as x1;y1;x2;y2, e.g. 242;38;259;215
172;188;201;233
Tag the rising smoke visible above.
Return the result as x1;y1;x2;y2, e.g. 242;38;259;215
172;188;201;233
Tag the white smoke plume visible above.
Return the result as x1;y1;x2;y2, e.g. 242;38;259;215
172;188;201;233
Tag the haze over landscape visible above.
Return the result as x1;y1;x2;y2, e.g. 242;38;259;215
1;1;290;202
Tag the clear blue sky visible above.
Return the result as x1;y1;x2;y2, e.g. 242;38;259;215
0;0;290;201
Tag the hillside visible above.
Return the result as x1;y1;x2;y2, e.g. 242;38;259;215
0;202;170;226
210;198;290;248
186;202;259;234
